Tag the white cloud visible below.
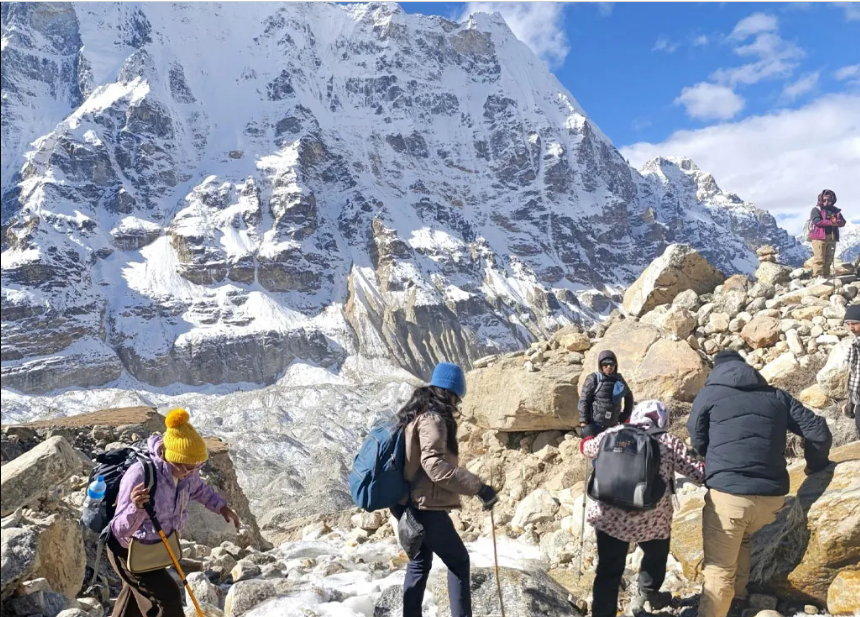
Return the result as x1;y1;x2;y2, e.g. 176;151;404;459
712;16;804;86
781;71;819;102
835;64;860;80
621;94;860;234
834;2;860;21
596;3;614;17
835;64;860;86
693;34;710;47
653;37;679;53
730;13;778;39
674;83;745;120
461;3;569;67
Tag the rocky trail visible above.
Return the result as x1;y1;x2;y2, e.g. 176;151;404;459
2;245;859;617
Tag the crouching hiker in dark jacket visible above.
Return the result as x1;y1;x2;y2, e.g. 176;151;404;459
578;350;634;438
391;363;498;617
688;351;832;617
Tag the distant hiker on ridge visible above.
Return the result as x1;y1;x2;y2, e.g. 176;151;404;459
688;351;832;617
807;188;845;280
391;362;499;617
844;303;860;438
578;350;634;438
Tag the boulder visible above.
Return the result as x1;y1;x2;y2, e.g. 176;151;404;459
708;312;730;333
759;352;801;389
224;579;293;617
1;436;81;516
579;321;709;404
741;316;780;349
798;385;830;408
8;590;68;617
756;262;792;286
1;527;38;600
816;339;852;398
511;488;559;530
532;431;563;453
653;306;697;340
672;442;859;590
555;330;591;353
350;510;386;532
463;357;580;431
433;567;584;617
623;244;725;317
827;569;860;615
751;444;860;603
186;605;224;617
714;289;748;318
673;289;700;311
28;510;86;599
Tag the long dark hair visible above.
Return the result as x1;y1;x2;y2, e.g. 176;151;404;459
396;385;459;455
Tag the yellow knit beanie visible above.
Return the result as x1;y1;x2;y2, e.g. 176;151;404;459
162;408;208;465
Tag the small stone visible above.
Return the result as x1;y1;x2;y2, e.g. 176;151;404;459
804;606;817;615
749;594;778;611
524;360;537;372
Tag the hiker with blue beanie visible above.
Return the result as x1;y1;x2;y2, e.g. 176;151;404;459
391;362;498;617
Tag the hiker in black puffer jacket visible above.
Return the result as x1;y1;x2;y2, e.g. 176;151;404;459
688;350;832;617
578;350;634;438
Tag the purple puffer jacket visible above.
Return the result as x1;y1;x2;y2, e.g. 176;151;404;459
111;435;227;547
808;205;846;241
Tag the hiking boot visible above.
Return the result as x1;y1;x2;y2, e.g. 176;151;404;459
727;598;749;617
629;591;672;615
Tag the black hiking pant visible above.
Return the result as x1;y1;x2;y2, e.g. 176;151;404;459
392;506;471;617
106;534;183;617
592;530;671;617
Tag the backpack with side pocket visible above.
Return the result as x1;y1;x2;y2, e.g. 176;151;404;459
81;445;157;591
587;426;669;511
348;418;409;512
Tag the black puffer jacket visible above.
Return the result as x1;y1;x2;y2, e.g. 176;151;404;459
688;352;832;496
578;350;634;427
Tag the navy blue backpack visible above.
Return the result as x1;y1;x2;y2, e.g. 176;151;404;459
348;419;409;511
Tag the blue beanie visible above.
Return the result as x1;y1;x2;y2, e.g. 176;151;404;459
429;362;467;399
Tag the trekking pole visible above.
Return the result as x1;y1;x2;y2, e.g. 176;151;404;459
489;467;506;617
576;456;590;576
144;503;206;617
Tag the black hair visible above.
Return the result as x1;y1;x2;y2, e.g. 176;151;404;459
396;385;459;455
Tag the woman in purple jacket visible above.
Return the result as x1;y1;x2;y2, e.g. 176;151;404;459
808;189;846;278
109;409;240;617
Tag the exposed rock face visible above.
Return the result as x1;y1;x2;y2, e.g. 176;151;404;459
2;4;806;398
578;320;710;403
0;436;82;516
623;244;726;317
751;442;860;604
1;528;38;601
827;569;860;615
671;443;860;602
462;355;580;431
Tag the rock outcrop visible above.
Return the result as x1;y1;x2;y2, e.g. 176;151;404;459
623;244;726;317
578;320;710;404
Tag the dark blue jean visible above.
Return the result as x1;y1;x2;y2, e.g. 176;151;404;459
392;506;471;617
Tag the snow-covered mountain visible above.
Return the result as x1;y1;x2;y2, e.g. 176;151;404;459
1;2;807;516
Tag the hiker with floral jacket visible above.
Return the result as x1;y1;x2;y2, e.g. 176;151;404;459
581;400;704;617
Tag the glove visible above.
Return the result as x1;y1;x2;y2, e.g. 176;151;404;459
580;423;601;439
477;484;498;511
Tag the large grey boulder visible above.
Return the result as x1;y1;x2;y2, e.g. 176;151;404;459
1;527;39;600
623;244;725;317
1;436;80;516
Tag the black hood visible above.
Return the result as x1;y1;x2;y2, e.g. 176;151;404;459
597;350;618;371
706;354;767;390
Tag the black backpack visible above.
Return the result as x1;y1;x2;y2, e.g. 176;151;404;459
81;445;158;591
587;426;669;511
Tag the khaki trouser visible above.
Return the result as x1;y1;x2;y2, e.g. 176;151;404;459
697;490;785;617
811;240;837;276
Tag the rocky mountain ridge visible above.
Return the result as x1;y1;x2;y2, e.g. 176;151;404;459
1;2;807;400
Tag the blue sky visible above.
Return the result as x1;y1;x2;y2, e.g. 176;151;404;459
401;2;860;233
